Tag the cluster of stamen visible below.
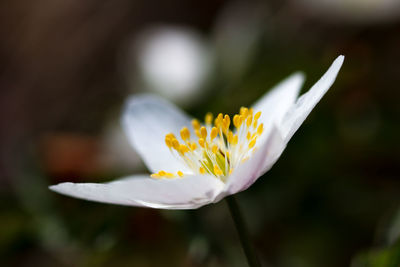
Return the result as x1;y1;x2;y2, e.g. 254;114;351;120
151;107;264;181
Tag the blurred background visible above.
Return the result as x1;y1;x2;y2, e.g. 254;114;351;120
1;0;400;266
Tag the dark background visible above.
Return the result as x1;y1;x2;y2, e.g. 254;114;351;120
1;0;400;266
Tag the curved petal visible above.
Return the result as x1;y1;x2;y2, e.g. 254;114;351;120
221;125;285;196
49;174;225;210
251;72;304;143
281;55;344;142
122;94;193;173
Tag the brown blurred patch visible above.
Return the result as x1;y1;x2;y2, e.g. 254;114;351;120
39;133;101;182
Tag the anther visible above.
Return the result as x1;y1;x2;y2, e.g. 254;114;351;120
223;114;231;129
180;127;190;141
215;113;223;127
165;136;172;148
253;120;258;128
179;144;189;154
190;142;197;150
212;145;218;154
205;112;213;125
198;138;205;148
166;133;176;139
246;115;253;127
257;123;264;135
210;127;218;140
165;172;175;178
240;107;249;117
227;131;234;143
233;114;241;128
249;139;256;149
192;119;200;130
200;127;207;139
214;165;223;176
172;139;180;150
195;130;201;138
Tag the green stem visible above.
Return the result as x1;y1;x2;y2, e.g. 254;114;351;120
226;195;262;267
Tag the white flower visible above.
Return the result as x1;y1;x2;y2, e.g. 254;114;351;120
49;56;344;210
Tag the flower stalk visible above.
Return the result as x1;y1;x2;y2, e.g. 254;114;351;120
226;195;262;267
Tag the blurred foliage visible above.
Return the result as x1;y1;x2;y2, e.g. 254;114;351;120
352;242;400;267
1;0;400;266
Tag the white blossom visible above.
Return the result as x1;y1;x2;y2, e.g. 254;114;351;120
49;56;344;209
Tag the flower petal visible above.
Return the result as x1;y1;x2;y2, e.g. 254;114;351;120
281;55;344;141
222;125;285;195
122;94;193;173
252;72;304;142
49;174;225;210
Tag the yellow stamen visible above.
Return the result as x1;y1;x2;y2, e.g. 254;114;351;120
195;130;201;138
200;126;207;139
214;165;223;176
253;120;258;128
232;134;238;145
172;139;180;150
227;131;234;143
223;114;231;129
215;113;223;127
190;142;197;150
205;112;213;125
240;115;245;124
179;144;189;154
249;139;256;149
159;107;264;180
166;133;176;139
240;107;249;117
246;115;253;127
192;119;200;130
210;127;218;140
164;172;175;178
165;136;172;148
233;114;241;128
212;145;218;154
257;123;264;135
180;127;190;141
198;138;205;148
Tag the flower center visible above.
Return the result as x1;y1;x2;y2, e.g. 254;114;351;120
151;107;264;181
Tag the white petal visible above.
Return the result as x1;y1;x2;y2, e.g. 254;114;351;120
281;55;344;141
259;128;287;175
252;72;304;142
122;94;193;173
49;174;225;210
222;125;285;195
